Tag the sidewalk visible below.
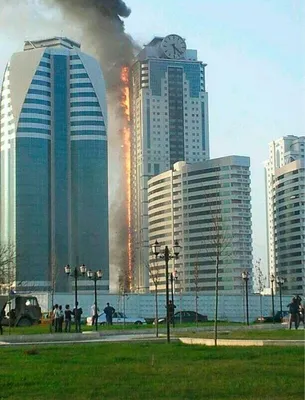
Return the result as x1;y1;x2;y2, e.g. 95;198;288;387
179;337;304;347
0;331;162;346
0;323;302;347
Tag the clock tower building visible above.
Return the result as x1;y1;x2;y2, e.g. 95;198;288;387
130;35;209;291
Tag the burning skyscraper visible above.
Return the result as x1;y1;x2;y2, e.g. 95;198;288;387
130;35;210;292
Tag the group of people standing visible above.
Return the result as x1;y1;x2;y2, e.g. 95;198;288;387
90;302;115;325
51;302;83;333
51;301;115;332
287;295;304;330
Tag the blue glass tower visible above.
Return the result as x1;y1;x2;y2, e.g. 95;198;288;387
0;37;109;292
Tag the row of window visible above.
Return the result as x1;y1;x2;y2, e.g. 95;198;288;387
19;117;51;125
70;120;104;127
71;101;100;108
70;64;84;70
70;110;102;117
17;127;51;134
28;89;50;97
39;61;50;68
24;98;51;106
22;108;51;116
16;127;106;136
36;70;51;78
31;79;51;88
70;130;106;136
70;73;88;79
70;92;96;98
70;82;93;89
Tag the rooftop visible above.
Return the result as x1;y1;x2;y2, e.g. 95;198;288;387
24;37;81;51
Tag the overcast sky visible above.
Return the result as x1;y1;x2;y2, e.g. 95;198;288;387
0;0;303;275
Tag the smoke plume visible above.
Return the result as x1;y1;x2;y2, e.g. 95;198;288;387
43;0;137;90
0;0;139;291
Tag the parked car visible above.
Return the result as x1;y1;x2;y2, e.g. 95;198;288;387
256;311;289;323
156;311;208;324
86;312;146;326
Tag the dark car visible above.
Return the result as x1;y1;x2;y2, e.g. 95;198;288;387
256;311;289;323
157;311;208;324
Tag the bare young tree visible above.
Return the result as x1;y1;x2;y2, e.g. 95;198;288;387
146;260;161;337
0;243;17;294
118;265;131;294
50;253;60;310
254;258;266;320
209;210;231;347
194;257;199;328
118;266;131;327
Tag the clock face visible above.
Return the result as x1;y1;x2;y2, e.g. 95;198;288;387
161;34;186;59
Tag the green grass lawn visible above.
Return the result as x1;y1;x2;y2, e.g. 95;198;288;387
0;342;303;400
176;328;305;340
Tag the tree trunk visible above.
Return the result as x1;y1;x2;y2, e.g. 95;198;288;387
155;285;158;338
260;293;263;321
214;256;219;346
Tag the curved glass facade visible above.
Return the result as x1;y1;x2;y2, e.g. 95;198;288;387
0;38;109;292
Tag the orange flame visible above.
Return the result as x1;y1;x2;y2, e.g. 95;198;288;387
120;66;132;288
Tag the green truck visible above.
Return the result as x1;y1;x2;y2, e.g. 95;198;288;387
0;294;42;327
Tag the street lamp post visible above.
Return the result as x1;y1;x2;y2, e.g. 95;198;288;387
64;263;87;332
241;271;250;326
87;269;103;331
276;276;285;318
270;274;275;324
152;240;180;343
170;272;175;327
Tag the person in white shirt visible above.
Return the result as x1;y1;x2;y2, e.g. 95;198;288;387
53;304;60;332
91;302;100;326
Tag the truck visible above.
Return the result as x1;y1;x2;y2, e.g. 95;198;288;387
0;294;42;327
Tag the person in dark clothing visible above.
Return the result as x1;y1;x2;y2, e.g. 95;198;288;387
73;302;83;333
64;305;72;333
287;297;299;329
103;303;115;325
295;295;302;306
0;308;4;335
295;296;304;328
167;300;176;325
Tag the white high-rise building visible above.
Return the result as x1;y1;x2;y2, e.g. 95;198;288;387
0;37;109;292
264;135;305;294
147;156;252;295
130;35;209;291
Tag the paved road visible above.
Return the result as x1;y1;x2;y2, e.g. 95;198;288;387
0;323;302;347
0;333;163;347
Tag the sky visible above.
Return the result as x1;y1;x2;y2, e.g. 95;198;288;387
0;0;303;276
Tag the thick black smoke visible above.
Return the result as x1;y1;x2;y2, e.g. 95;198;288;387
95;0;131;17
45;0;137;90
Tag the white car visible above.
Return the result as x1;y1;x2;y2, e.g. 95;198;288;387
86;312;146;326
